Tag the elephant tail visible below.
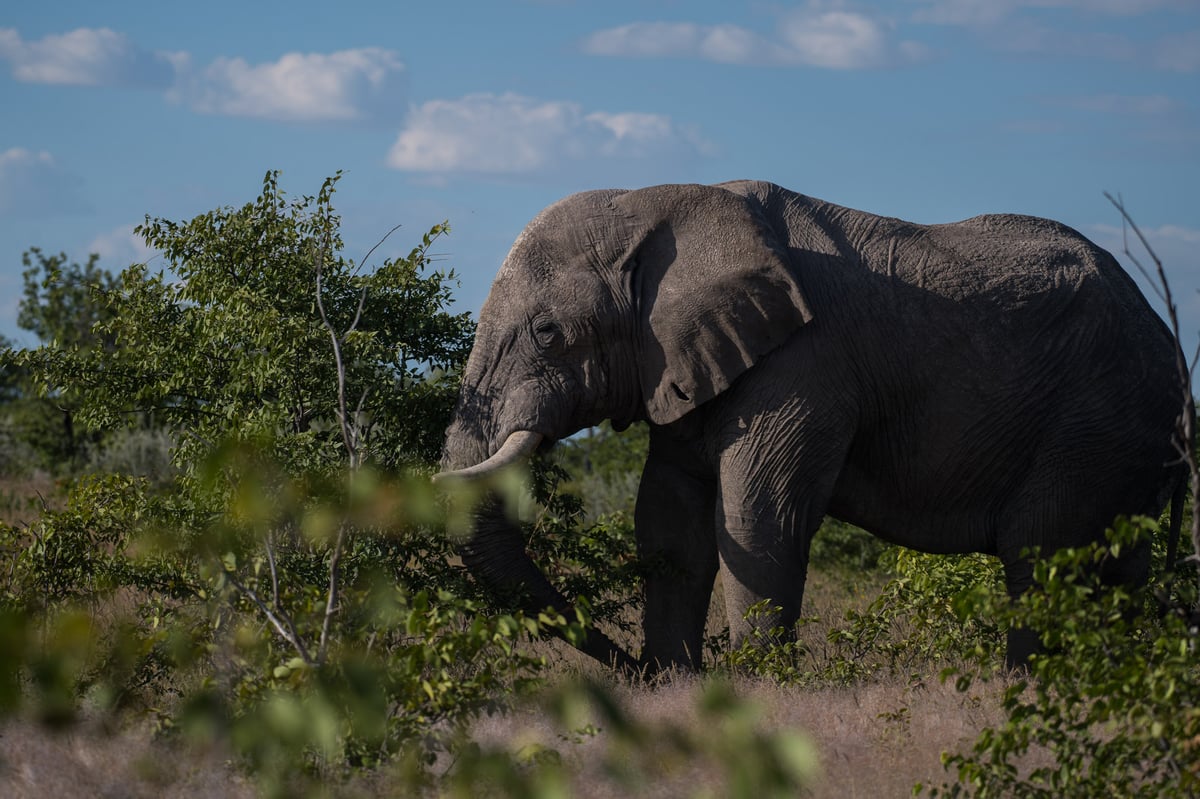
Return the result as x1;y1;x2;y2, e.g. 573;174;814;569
1166;387;1195;578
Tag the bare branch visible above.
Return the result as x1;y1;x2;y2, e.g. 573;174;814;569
1105;191;1200;604
318;523;349;664
314;239;360;466
311;231;370;664
357;222;404;275
224;567;313;666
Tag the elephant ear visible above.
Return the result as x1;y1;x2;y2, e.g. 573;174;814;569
617;184;814;425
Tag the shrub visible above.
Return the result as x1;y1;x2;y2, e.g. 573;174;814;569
929;517;1200;798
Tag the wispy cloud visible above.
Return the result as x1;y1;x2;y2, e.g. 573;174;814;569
914;0;1184;26
1154;30;1200;72
0;27;178;88
1093;222;1200;247
912;1;1198;72
1050;94;1179;115
181;48;406;122
86;223;159;267
582;7;928;70
0;147;88;217
387;93;711;178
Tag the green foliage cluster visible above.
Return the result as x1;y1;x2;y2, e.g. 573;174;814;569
724;549;1005;686
553;422;649;522
0;249;124;472
930;517;1200;798
727;514;1199;796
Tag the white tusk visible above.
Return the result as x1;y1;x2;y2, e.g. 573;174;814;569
433;430;544;483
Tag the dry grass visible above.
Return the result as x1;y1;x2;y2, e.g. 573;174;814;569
0;673;1019;798
0;566;1025;797
0;719;253;799
464;672;1021;798
0;473;61;527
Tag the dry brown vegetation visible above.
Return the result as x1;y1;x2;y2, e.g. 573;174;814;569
0;474;60;528
0;670;1023;798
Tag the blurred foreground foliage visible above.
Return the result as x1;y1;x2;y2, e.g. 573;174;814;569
0;172;816;797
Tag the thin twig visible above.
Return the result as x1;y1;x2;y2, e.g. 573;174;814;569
357;222;404;276
266;530;282;609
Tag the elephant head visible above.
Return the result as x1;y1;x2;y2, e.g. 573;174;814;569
438;183;813;668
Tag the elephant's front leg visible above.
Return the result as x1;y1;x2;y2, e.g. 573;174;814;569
635;429;719;672
715;425;847;652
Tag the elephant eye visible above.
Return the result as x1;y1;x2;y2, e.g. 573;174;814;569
532;318;563;349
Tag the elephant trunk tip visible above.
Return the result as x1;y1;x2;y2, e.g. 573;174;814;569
434;430;544;483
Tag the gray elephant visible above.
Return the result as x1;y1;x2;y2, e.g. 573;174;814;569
437;180;1184;672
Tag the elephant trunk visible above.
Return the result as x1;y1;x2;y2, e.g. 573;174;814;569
439;428;638;673
460;495;637;671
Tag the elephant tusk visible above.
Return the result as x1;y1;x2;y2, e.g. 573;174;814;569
433;430;544;483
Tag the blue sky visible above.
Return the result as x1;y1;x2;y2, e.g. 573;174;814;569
2;1;1198;348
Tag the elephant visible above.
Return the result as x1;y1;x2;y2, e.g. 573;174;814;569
437;180;1185;672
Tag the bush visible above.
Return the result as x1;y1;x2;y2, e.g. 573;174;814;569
930;517;1200;798
724;545;1005;686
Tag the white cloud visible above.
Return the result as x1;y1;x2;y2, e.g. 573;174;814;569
387;93;710;177
0;147;87;217
0;26;176;87
582;7;927;70
181;48;406;122
780;9;925;69
1;26;408;123
583;22;774;64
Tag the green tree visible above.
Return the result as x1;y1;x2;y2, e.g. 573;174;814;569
14;250;122;465
18;249;120;350
0;333;18;403
3;172;518;781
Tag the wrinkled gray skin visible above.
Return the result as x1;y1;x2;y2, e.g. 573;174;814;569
440;180;1183;672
